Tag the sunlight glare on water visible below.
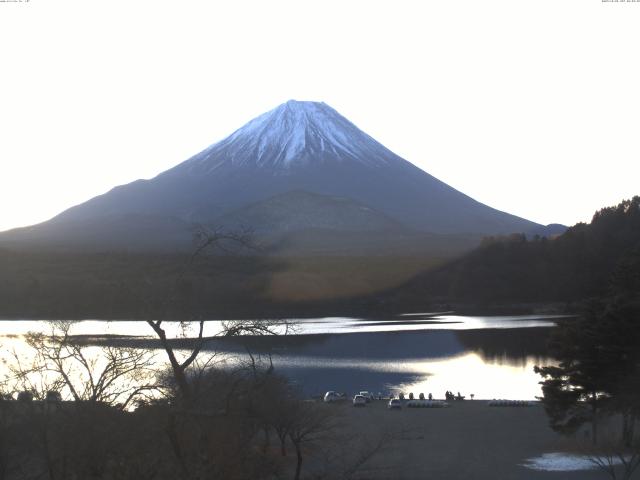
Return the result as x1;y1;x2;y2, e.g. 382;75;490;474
0;316;558;400
391;352;546;400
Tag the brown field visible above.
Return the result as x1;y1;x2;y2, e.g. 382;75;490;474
265;255;446;302
0;251;449;318
307;399;605;480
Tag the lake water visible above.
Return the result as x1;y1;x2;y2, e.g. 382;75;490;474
0;314;561;400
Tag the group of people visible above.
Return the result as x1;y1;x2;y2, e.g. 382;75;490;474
445;390;465;401
395;391;470;401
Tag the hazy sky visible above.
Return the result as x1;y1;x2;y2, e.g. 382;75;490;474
1;0;639;232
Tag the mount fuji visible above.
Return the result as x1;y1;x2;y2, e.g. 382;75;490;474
1;100;543;253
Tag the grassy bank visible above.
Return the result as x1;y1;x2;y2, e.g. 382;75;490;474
312;399;604;479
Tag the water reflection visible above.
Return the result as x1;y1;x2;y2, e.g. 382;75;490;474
296;314;561;333
0;316;558;400
201;327;554;399
391;353;547;401
0;314;563;338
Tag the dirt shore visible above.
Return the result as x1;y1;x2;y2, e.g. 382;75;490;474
317;399;604;480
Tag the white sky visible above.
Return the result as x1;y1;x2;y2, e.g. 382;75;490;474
1;0;639;232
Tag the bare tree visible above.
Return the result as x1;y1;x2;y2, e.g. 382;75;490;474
0;323;164;480
287;402;337;480
310;423;410;480
145;226;293;403
146;318;290;404
3;321;159;410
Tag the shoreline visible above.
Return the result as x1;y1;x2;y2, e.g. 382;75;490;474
313;399;603;479
0;305;576;322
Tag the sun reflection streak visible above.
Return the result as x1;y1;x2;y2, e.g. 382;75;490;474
0;317;557;401
390;352;551;400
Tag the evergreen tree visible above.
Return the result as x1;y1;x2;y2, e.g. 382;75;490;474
534;304;613;444
535;246;640;445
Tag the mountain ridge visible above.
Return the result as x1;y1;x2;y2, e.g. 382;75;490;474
0;100;545;252
178;100;396;171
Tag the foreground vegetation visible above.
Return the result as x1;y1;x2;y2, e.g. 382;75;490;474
1;369;348;480
1;320;391;480
534;238;640;479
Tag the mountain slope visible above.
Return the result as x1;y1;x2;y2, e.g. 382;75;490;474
0;100;542;252
384;197;640;307
215;190;404;234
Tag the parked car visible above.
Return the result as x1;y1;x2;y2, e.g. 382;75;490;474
359;391;374;403
353;395;367;407
388;398;402;410
323;391;341;403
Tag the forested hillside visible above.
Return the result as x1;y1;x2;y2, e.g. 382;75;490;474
2;198;637;319
389;197;640;307
0;249;443;319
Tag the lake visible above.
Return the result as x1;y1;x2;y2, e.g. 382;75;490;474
0;314;561;400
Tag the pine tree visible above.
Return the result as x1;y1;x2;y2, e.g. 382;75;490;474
535;247;640;445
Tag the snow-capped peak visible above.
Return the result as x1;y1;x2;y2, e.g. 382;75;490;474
183;100;403;172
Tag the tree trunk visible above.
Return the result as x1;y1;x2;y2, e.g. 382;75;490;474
623;412;631;447
166;412;189;476
294;443;303;480
41;412;57;480
173;367;192;404
591;395;598;445
622;411;637;448
263;426;270;453
146;320;199;403
280;437;287;457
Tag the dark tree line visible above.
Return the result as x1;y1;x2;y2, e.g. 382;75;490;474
0;248;426;320
2;197;639;318
392;196;640;307
534;241;640;478
0;250;289;319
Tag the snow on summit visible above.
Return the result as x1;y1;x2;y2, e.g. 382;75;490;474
184;100;400;172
